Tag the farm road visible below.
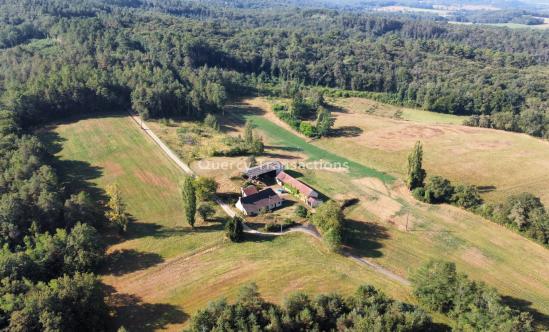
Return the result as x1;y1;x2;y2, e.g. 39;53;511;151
128;113;411;287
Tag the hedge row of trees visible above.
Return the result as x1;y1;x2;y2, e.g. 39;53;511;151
407;141;548;245
188;283;432;331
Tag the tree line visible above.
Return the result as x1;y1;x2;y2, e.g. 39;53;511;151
0;0;547;138
407;141;548;245
186;259;535;331
0;110;108;329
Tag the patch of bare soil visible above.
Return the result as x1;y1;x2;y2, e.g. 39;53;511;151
106;245;226;301
134;170;175;189
352;177;390;196
461;247;492;268
102;161;124;177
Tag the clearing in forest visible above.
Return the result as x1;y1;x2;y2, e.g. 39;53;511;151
44;114;412;331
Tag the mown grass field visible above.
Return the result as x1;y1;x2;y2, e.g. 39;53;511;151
232;98;549;324
46;114;416;331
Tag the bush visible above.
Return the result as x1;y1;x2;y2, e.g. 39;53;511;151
263;221;279;232
311;201;343;251
197;203;216;221
451;184;482;209
412;187;427;202
203;113;219;131
282;218;296;228
299;121;316;137
272;104;286;112
424;176;454;204
225;216;244;242
295;205;308;218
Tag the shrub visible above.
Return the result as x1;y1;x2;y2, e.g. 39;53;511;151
311;201;343;251
295;205;308;218
282;218;296;228
412;187;427;202
451;184;482;209
225;216;244;242
272;104;286;112
203;113;219;131
263;221;278;232
197;203;216;221
299;121;316;137
424;176;454;204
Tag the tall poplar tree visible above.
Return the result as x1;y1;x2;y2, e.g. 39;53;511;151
181;177;197;228
407;141;426;190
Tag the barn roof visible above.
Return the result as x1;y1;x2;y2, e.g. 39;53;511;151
244;161;283;178
276;171;318;198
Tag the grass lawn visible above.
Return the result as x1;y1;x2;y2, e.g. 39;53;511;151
242;114;395;182
44;114;416;331
229;99;549;326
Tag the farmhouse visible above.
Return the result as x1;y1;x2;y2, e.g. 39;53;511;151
236;187;283;215
243;161;284;179
276;171;322;207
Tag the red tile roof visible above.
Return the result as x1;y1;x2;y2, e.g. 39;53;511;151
242;185;258;196
276;171;318;198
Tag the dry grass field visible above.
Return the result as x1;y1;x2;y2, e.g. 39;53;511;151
230;98;549;323
46;114;415;331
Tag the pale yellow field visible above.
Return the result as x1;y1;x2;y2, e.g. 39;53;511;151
326;98;549;205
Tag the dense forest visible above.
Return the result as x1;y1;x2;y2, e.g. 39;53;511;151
0;0;547;137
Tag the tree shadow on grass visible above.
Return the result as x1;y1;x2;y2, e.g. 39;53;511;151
266;145;303;152
106;287;188;331
39;129;107;204
477;185;497;193
263;152;302;160
243;232;278;242
220;102;266;131
501;295;549;328
326;104;349;114
330;126;363;138
120;221;225;242
343;219;389;258
103;249;164;276
217;192;241;205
